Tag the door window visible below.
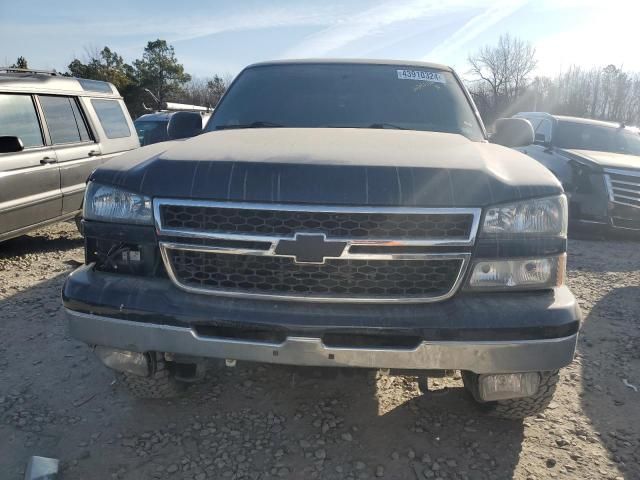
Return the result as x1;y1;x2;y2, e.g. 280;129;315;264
91;99;131;139
39;95;91;145
535;119;552;143
526;118;541;130
70;99;91;142
0;94;44;148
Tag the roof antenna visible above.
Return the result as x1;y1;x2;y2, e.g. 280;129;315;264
143;88;162;110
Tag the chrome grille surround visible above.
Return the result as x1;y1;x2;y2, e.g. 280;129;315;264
154;199;481;303
604;168;640;209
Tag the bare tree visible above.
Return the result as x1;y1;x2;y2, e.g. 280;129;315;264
527;64;640;125
467;34;537;123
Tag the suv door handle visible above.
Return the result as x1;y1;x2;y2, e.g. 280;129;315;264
40;156;57;164
88;150;100;157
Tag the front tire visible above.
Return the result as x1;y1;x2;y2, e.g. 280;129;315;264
463;370;560;420
120;352;185;399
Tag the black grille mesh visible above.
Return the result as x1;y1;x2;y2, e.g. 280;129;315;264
168;249;462;299
161;205;473;239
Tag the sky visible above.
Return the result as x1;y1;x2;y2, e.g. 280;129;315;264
1;0;639;81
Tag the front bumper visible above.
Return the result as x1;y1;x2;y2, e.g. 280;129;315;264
570;196;640;232
63;265;581;373
608;203;640;231
66;309;577;373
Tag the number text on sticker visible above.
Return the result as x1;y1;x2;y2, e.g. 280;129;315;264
396;69;446;83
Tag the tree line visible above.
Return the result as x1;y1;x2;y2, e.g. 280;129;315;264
9;34;640;128
467;34;640;128
7;40;229;119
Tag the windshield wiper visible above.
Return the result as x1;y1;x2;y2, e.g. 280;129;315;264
218;122;407;130
321;123;409;130
216;121;284;130
368;123;407;130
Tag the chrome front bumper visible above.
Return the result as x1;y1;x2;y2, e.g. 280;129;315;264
65;309;577;374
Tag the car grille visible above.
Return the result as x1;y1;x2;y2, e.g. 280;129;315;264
160;204;474;239
167;249;463;300
605;168;640;209
155;200;479;303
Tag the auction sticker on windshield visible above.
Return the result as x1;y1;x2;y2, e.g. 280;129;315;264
397;69;446;83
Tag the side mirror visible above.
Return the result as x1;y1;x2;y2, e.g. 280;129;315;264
0;136;24;154
167;112;202;140
490;118;534;148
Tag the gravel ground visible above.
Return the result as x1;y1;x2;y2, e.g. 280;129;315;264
0;222;638;480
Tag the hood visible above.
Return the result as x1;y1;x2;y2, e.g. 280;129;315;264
91;128;562;207
562;149;640;170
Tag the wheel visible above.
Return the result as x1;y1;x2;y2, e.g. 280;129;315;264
462;370;560;420
120;352;186;399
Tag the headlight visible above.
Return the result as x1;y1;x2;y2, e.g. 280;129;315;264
467;255;565;290
481;195;567;236
84;182;152;224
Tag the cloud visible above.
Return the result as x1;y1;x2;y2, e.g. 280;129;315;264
422;0;529;63
280;0;531;61
0;4;341;44
281;0;457;58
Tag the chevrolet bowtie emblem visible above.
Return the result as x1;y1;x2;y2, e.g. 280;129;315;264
274;233;347;264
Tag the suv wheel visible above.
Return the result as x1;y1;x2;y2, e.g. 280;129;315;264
120;352;185;399
462;370;560;420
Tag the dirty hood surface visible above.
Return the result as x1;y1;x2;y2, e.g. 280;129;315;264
91;128;562;207
562;149;640;171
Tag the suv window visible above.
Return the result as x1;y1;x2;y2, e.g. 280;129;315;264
525;118;541;130
91;99;131;139
134;120;169;145
40;95;91;145
555;121;640;155
535;119;552;143
70;99;91;142
207;64;484;140
0;94;44;148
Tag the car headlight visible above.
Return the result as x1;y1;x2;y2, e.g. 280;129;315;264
481;195;567;236
83;182;152;225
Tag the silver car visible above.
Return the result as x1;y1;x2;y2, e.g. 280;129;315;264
0;68;139;242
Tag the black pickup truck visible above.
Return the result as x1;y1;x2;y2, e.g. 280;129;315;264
63;60;581;419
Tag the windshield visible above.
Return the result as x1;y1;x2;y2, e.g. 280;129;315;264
206;64;484;140
554;121;640;155
134;120;169;146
